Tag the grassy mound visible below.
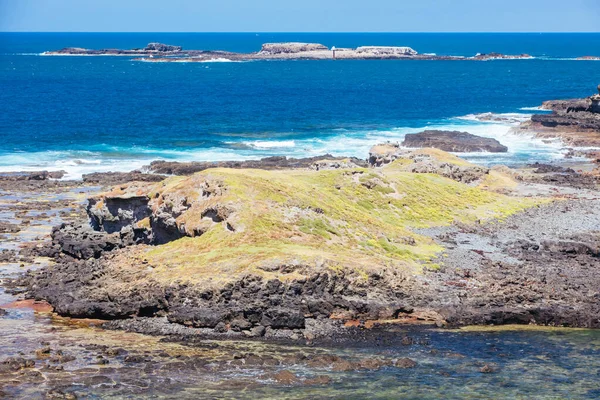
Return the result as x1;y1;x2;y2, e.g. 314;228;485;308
111;152;542;287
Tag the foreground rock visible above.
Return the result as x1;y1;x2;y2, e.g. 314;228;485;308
402;130;508;153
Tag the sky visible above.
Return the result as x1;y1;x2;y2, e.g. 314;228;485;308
0;0;599;32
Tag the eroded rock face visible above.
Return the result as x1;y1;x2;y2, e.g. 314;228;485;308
402;130;508;153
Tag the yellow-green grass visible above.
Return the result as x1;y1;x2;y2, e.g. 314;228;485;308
127;155;543;286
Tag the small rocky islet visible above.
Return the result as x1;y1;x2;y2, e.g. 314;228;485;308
43;41;537;61
1;87;600;398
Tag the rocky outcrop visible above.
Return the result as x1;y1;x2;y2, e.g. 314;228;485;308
402;130;508;153
516;85;600;148
45;43;184;56
82;171;166;185
471;52;533;60
146;155;368;175
369;144;489;183
144;43;182;52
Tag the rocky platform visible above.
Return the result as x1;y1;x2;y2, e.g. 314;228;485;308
21;147;600;341
402;130;508;153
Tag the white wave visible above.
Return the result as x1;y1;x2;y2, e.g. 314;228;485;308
0;112;576;179
519;106;546;111
536;56;600;61
455;112;532;124
137;57;245;63
200;58;239;63
244;140;296;149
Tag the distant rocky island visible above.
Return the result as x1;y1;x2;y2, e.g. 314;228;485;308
43;42;536;61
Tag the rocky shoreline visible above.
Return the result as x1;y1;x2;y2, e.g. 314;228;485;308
515;85;600;155
44;41;538;62
8;141;596;343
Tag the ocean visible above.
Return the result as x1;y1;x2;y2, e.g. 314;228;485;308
1;32;599;178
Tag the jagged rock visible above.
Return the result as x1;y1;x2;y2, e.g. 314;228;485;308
402;130;508;153
82;171;165;185
146;155;367;175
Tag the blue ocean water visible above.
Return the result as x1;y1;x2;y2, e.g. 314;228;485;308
0;33;599;178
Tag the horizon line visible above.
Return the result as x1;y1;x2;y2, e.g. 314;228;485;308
1;31;599;34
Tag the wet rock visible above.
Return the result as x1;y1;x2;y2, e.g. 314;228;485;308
0;221;21;233
403;130;508;153
304;375;332;385
480;364;496;373
0;357;35;372
45;389;78;399
103;348;126;357
35;347;52;358
81;375;113;386
124;355;151;363
394;358;417;368
270;370;299;385
358;358;390;370
401;336;414;346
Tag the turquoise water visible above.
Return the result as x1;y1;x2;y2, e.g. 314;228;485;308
0;33;599;176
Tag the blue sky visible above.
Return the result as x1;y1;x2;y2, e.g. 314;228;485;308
1;0;598;32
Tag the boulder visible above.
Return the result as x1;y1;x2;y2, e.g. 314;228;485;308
402;130;508;153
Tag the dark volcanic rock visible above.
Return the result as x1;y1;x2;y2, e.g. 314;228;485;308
0;170;66;181
146;155;368;175
82;171;166;185
402;130;508;153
